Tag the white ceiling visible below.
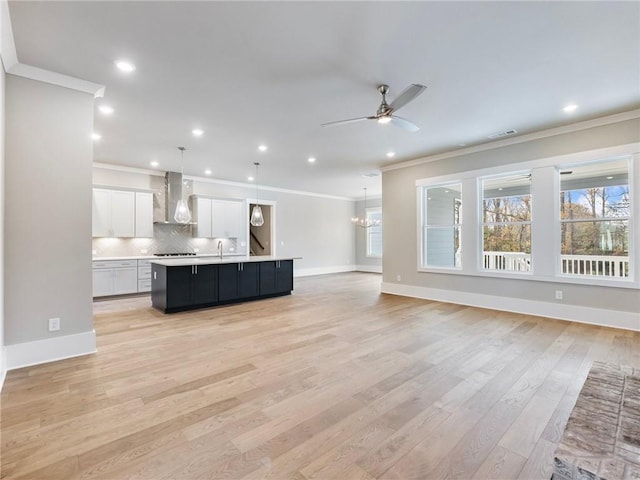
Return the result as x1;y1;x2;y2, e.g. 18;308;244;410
7;1;640;198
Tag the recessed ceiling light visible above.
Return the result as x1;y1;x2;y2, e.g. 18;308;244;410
98;105;114;115
498;188;504;191
386;152;395;158
606;176;613;180
308;157;316;163
258;145;268;152
205;169;212;175
248;176;254;182
192;128;204;137
91;132;102;141
115;60;136;73
563;104;578;113
150;161;159;167
459;143;467;147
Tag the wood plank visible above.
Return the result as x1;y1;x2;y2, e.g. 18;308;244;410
1;273;638;480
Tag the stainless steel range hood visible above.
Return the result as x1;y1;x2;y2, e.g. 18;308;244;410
157;171;193;224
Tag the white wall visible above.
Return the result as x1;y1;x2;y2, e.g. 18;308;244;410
382;115;640;331
4;75;95;368
0;38;5;387
354;196;382;273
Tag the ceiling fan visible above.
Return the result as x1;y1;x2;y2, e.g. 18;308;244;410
321;83;427;133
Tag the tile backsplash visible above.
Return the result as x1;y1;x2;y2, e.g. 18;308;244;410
92;224;243;257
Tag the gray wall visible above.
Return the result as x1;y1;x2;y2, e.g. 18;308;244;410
382;117;640;314
92;167;357;273
5;75;94;344
0;53;5;379
354;196;382;271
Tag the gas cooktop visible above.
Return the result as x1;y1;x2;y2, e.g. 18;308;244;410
153;253;197;257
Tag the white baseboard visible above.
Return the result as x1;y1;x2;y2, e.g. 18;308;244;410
6;330;97;370
356;264;382;273
294;265;356;277
381;282;640;332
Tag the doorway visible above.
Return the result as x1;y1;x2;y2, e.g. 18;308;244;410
249;203;273;256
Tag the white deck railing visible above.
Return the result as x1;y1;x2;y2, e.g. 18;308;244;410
561;254;629;278
483;251;531;272
482;252;630;277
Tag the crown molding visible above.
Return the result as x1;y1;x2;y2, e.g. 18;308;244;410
1;1;104;97
0;0;17;71
93;162;165;177
8;63;105;97
189;175;353;201
382;109;640;173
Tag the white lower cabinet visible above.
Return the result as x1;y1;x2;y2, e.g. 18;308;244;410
137;260;152;292
92;260;138;297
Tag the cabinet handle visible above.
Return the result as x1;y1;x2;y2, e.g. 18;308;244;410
195;265;198;274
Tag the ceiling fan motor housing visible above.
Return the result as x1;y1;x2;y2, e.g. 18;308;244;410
376;85;391;117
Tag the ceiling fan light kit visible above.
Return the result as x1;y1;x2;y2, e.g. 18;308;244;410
322;83;427;132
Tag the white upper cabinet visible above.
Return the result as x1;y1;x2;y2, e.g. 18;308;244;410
92;188;153;238
193;197;245;239
135;192;154;238
92;189;112;237
110;190;135;237
193;197;213;238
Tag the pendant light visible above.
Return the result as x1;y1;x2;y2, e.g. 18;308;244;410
250;162;264;226
174;146;192;224
351;188;381;228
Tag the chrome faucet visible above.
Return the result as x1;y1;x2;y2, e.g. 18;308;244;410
217;240;223;259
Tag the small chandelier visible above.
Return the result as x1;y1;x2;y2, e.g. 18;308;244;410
174;146;192;224
250;162;264;227
351;187;381;228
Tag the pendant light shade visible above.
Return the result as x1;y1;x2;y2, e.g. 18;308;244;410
174;199;191;224
250;205;264;227
250;162;264;227
174;147;192;224
351;187;381;228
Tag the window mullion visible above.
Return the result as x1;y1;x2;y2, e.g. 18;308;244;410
531;166;557;277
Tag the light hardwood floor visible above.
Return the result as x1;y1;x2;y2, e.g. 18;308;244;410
2;273;639;479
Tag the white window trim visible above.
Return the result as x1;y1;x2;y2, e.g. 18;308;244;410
479;171;533;276
418;182;463;270
415;143;639;289
365;207;382;258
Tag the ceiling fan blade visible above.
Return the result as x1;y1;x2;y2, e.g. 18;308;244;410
390;115;420;133
321;116;375;127
389;84;427;112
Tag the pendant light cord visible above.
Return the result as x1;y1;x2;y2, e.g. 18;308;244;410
254;162;260;202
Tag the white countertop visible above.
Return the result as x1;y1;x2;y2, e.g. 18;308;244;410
150;255;301;266
92;253;245;261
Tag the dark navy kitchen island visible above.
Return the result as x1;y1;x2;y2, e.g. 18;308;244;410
151;256;297;313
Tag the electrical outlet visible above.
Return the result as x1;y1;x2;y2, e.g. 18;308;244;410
92;249;97;255
396;275;402;282
48;317;60;332
555;290;563;300
281;241;285;246
140;248;148;254
193;248;199;253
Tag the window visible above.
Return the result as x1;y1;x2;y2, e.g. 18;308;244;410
559;158;630;278
422;184;462;268
366;208;382;257
481;173;532;272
